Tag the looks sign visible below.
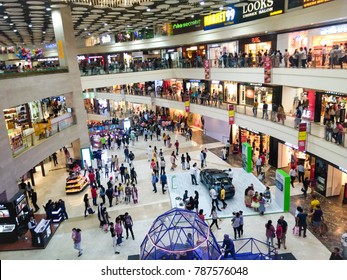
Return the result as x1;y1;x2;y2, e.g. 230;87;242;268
242;0;276;18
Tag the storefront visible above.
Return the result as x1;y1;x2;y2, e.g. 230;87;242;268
224;81;238;104
236;126;270;157
238;83;282;111
207;41;238;67
314;91;347;123
183;80;208;94
210;80;224;97
180;45;206;66
162;79;184;97
239;34;277;62
272;139;347;198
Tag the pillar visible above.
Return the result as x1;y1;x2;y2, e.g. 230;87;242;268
40;161;46;177
71;139;82;160
52;6;89;148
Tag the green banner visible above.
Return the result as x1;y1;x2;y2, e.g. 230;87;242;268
275;169;291;212
242;142;252;173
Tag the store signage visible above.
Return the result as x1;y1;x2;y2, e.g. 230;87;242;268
44;43;57;49
204;60;210;79
167;49;175;53
264;56;272;83
320;24;347;35
172;17;203;35
325;91;345;96
101;34;111;44
251;37;261;43
189;80;201;83
77;55;86;60
204;0;284;30
37;57;59;62
303;0;333;9
228;104;235;125
298;123;307;152
211;80;220;84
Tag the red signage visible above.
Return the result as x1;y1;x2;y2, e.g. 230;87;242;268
228;104;235;125
264;56;272;83
204;60;210;79
298;123;307;151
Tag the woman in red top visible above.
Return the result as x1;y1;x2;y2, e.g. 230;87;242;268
91;186;98;206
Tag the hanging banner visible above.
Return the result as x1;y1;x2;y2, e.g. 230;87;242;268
264;56;272;83
185;100;190;113
204;60;210;79
57;40;65;59
298;123;307;151
228;104;235;125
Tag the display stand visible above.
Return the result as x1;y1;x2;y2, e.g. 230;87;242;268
31;219;52;248
65;173;88;194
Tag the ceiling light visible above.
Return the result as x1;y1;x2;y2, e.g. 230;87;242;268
46;7;51;11
3;15;8;19
84;27;87;31
191;15;194;18
0;3;3;6
200;1;205;5
104;23;108;26
28;24;32;28
13;29;17;32
10;23;13;26
219;6;223;10
63;0;150;8
43;31;46;34
88;33;91;36
147;8;150;12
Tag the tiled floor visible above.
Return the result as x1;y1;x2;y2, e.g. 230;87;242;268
0;129;335;260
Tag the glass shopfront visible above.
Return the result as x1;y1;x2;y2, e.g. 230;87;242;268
210;80;224;97
208;41;238;67
239;83;283;111
184;80;208;93
224;82;238;104
239;35;277;64
276;141;347;198
314;91;347;123
236;126;270;158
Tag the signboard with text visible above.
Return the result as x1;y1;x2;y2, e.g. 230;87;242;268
172;17;203;35
298;123;307;151
204;0;285;30
185;100;190;113
303;0;333;8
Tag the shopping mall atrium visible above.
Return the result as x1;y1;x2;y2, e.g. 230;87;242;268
0;0;346;260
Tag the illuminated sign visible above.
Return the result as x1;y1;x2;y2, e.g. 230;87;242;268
44;43;57;49
172;17;203;35
320;24;347;35
303;0;333;8
101;34;111;44
204;0;284;30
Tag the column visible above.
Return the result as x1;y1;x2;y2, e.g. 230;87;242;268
52;6;89;148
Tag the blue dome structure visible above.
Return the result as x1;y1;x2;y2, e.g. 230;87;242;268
140;208;222;260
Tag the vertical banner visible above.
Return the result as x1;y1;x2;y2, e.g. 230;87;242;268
275;170;291;212
263;56;272;83
242;142;252;173
298;123;307;151
57;40;65;59
185;100;190;113
204;60;210;79
228;104;235;125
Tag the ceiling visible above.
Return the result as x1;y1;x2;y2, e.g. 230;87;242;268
0;0;246;47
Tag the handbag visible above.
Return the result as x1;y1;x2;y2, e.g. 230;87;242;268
292;225;300;236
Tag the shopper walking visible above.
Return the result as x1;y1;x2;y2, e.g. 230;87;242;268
174;140;180;155
109;222;120;254
52;152;58;166
220;185;227;209
30;190;40;213
151;172;158;193
124;212;135;240
289;167;297;188
209;206;221;230
160;172;167;194
91;186;98;206
231;212;241;239
72;228;83;257
58;199;68;220
210;187;221;211
278;216;288;250
105;186;114;207
131;184;138;204
190;163;199;185
265;220;275;247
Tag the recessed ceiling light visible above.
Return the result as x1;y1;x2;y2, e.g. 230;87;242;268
43;31;46;34
13;29;17;32
3;15;8;19
147;8;150;11
191;15;194;18
84;27;87;30
0;3;3;6
10;23;13;26
219;6;223;10
104;23;108;26
200;1;205;5
28;24;32;28
46;7;51;11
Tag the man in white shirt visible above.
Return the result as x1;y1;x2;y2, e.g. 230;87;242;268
227;168;234;184
190;163;198;186
297;163;305;183
210;188;221;211
289;167;297;188
341;232;347;260
147;145;152;162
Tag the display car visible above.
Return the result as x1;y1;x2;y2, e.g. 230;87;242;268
200;169;235;199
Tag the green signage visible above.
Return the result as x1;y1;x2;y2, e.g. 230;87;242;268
242;142;252;173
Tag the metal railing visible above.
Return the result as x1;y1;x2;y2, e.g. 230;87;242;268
11;114;75;157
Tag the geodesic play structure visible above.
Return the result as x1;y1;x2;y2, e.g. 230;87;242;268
140;208;222;260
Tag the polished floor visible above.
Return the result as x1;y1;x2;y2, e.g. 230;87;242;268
0;129;335;260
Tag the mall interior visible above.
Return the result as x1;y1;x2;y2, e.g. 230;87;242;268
0;0;347;260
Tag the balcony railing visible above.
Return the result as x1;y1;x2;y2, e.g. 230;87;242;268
85;90;347;149
80;55;347;77
11;113;75;157
0;67;69;80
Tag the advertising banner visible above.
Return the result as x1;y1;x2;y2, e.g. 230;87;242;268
204;60;210;79
242;142;252;173
228;104;235;125
298;123;307;151
263;56;272;83
275;170;291;212
204;0;285;30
